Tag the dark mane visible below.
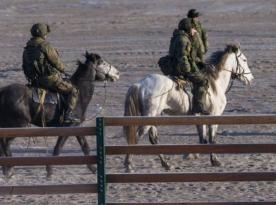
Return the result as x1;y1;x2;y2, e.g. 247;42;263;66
201;44;240;93
204;44;240;80
70;52;99;84
70;60;88;83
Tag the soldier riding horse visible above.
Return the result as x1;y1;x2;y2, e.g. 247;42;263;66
0;24;120;177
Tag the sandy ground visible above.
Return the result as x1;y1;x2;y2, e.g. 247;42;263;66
0;0;276;204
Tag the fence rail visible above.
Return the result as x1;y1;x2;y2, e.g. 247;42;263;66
0;115;276;204
0;126;97;196
99;115;276;205
0;156;97;166
106;144;276;154
0;126;96;137
104;114;276;126
107;203;276;205
107;172;276;183
0;184;97;195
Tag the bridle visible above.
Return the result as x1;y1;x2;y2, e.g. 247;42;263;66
82;61;114;122
95;61;113;80
224;51;252;93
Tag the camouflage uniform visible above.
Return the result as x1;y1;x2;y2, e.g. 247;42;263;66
169;18;208;114
23;23;79;123
186;9;208;61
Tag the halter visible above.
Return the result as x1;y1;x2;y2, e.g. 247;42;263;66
83;62;113;122
224;51;252;93
95;61;113;79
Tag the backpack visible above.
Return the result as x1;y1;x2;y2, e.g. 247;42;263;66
158;55;173;75
22;43;46;83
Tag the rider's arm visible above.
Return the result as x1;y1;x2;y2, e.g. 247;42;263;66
199;23;208;53
178;38;191;73
43;44;65;73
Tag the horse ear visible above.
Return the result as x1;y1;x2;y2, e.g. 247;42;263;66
226;44;239;53
94;53;101;61
232;44;239;53
85;51;90;59
76;59;82;66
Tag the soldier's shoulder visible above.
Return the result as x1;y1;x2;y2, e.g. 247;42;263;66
40;41;56;54
179;33;191;44
40;40;52;48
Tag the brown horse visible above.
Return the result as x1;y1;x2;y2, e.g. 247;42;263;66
0;52;120;177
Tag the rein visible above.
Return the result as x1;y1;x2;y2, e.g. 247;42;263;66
223;51;251;94
82;63;113;123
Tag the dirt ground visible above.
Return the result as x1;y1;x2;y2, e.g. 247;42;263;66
0;0;275;204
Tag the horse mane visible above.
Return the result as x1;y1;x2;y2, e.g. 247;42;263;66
204;44;239;80
70;60;88;83
202;44;239;93
70;52;100;83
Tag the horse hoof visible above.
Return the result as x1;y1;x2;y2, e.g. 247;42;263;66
46;166;53;178
165;164;172;171
212;160;222;167
87;164;97;174
3;167;14;178
211;156;222;167
183;153;199;160
125;167;134;173
161;161;171;170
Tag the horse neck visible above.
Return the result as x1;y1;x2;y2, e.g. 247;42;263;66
213;53;236;93
70;63;94;118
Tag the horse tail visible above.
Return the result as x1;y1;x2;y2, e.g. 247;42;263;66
123;84;141;144
124;84;141;117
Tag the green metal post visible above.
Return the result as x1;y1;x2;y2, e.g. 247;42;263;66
96;117;106;205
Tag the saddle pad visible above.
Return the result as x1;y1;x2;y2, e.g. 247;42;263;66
32;87;59;104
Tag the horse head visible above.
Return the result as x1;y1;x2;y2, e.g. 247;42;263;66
85;52;120;82
226;44;254;85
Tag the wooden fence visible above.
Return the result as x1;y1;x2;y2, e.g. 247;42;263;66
98;114;276;205
0;127;97;195
0;114;276;205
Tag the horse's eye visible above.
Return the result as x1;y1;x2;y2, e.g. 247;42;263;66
243;59;247;62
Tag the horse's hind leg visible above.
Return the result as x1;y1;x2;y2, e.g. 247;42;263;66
76;136;96;173
148;126;171;170
209;124;221;166
1;138;15;178
124;125;138;173
183;124;207;160
46;136;69;178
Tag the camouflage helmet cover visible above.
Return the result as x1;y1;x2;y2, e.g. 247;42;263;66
30;23;51;37
178;18;192;33
187;9;202;18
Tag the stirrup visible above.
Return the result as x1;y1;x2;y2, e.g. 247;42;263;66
63;112;80;124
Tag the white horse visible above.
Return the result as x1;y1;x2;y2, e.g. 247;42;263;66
123;44;254;172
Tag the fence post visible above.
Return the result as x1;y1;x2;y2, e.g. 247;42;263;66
96;117;106;205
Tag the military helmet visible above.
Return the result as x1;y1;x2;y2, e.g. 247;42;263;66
30;23;51;37
187;9;201;18
178;18;192;33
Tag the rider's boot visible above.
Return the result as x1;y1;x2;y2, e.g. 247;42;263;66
63;88;80;125
192;85;209;115
63;108;80;125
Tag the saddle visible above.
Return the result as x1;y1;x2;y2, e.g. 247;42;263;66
169;76;194;114
170;76;188;90
32;87;59;105
30;87;64;126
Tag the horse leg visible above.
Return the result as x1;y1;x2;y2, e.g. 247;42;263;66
2;138;15;178
209;124;221;167
0;139;7;176
76;136;96;173
124;125;137;173
183;124;207;160
149;126;171;170
46;136;69;178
